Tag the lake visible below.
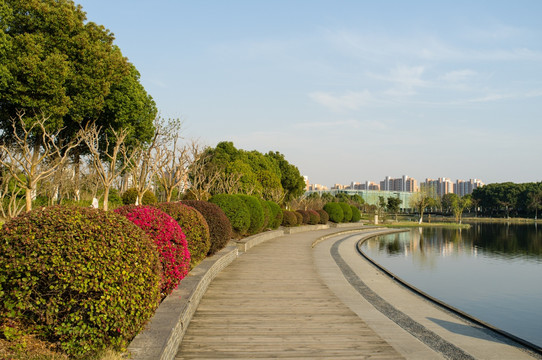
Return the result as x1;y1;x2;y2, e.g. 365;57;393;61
360;223;542;349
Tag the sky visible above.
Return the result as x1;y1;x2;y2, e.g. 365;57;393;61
76;0;542;187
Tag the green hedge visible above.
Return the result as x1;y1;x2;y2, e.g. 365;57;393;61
324;202;344;223
0;206;162;358
350;205;361;222
209;194;250;236
266;201;283;229
121;188;157;205
236;195;265;235
338;202;353;222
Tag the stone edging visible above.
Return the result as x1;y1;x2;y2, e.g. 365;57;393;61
127;223;363;360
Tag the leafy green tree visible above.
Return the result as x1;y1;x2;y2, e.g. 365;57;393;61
265;151;305;203
451;195;471;224
0;0;156;197
527;188;542;220
410;184;437;224
387;196;402;221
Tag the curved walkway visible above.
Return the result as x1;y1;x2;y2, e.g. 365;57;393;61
176;228;539;359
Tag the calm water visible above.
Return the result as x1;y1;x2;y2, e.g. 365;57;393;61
361;223;542;348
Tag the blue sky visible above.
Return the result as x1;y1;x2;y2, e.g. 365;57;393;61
77;0;542;187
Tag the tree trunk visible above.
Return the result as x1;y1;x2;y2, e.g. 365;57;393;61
73;151;81;201
103;186;110;211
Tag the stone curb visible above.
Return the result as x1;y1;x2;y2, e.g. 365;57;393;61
127;223;365;360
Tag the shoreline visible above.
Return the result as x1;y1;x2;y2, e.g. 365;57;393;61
313;229;542;359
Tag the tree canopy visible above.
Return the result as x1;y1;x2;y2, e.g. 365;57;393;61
0;0;156;151
191;142;305;203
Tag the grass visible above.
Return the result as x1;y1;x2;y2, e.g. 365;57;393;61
378;221;471;229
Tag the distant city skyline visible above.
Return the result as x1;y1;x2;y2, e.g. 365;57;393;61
307;175;484;196
77;1;542;186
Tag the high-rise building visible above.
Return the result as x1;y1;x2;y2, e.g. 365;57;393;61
454;179;484;196
424;177;453;197
379;175;417;192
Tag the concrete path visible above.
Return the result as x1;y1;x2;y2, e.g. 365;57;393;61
176;228;540;359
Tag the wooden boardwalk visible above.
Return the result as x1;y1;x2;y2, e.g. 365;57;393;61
176;229;404;359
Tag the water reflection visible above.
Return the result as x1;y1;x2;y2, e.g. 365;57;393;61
361;223;542;348
368;223;542;264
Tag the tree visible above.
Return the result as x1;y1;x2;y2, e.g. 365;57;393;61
0;0;156;200
81;124;135;211
527;188;542;220
387;197;402;221
410;184;437;224
266;151;305;203
153;120;189;202
450;195;471;224
0;112;82;212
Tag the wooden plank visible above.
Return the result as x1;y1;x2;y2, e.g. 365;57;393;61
176;230;405;359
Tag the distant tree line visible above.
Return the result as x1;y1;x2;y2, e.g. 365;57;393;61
472;181;542;219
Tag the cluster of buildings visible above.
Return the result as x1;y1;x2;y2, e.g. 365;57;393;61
306;175;484;197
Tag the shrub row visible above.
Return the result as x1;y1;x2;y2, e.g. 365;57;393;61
209;194;281;237
323;202;362;223
0;195;329;358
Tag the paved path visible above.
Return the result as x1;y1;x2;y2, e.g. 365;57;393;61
176;228;403;359
176;227;540;359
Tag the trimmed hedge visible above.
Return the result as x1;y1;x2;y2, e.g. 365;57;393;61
316;209;329;224
296;210;310;224
121;188;157;205
237;195;265;235
266;201;283;229
324;202;344;223
114;205;190;296
307;210;321;225
155;202;211;268
350;205;362;222
281;210;298;227
0;206;162;358
294;211;303;225
259;199;271;230
182;200;232;255
209;194;250;236
338;202;353;222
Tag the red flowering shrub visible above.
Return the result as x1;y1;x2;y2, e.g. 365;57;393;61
316;209;329;224
155;202;210;268
307;210;321;225
182;200;232;256
0;206;161;358
114;205;190;296
281;210;298;227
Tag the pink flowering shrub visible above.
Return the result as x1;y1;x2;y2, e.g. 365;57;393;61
114;205;190;296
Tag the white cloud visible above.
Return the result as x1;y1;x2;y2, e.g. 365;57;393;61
439;69;478;82
308;90;374;111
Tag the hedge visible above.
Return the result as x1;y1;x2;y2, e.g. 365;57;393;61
182;200;232;255
266;201;283;229
0;206;162;358
209;194;250;236
338;202;353;222
114;205;190;296
237;195;265;235
350;205;362;222
324;202;344;223
316;209;329;224
155;202;211;268
281;210;298;227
